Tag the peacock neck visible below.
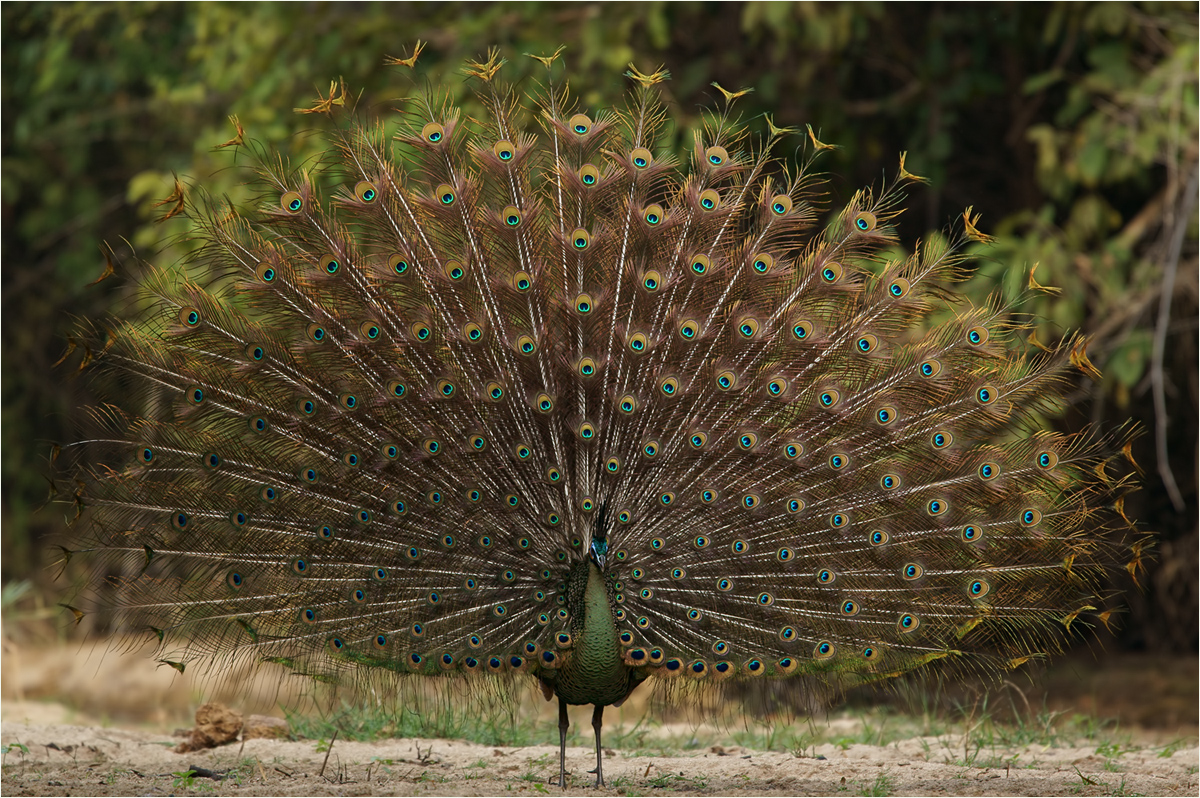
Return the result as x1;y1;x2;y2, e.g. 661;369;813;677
551;560;631;707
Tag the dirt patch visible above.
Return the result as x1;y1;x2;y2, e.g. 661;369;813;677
2;637;1196;795
1;719;1197;796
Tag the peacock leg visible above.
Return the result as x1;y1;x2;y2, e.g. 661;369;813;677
591;704;605;787
558;697;569;789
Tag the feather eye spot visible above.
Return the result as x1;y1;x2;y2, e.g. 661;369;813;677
630;147;653;169
771;194;793;215
689;254;711;276
642;270;662;291
854;211;877;231
678;320;700;340
570;228;591;250
821;262;843;283
902;563;923;580
787;498;805;514
434;183;455;205
876;406;897;425
777;547;793;562
354;181;377;203
978;462;999;480
828;453;849;470
492;140;515;161
388;253;411;276
927;499;948;516
704;145;728;166
791;320;814;340
281;191;303;214
255;262;277;283
577;163;600;186
751;253;774;274
783;442;803;460
500;205;522;227
1021;508;1042;526
856;334;878;353
307;323;327;343
870;529;889;546
568;113;592;135
421;122;445;143
819;389;840;408
898;613;920;633
961;525;982;542
179;307;201;327
840;599;860;616
968;579;991;598
932;431;953;449
888;278;911;298
919;359;943;377
1036;451;1059;469
880;474;900;490
814;641;835;659
967;326;989;345
643;203;664;226
699;189;720;211
578;422;596;441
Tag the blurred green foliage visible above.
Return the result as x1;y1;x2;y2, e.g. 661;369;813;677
3;2;1195;618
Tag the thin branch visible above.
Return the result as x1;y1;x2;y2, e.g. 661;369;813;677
1150;161;1196;512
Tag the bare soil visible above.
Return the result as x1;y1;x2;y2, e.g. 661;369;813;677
2;637;1196;796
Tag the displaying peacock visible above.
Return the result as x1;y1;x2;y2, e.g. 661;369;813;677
57;48;1147;788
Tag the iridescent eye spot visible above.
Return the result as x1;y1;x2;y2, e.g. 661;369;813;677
1036;451;1059;469
876;406;897;425
961;525;982;542
840;600;859;616
643;204;663;225
792;320;814;340
421;122;445;143
919;359;942;377
716;578;733;592
783;443;802;460
817;569;834;583
435;183;455;205
777;547;793;562
630;147;652;169
690;255;710;275
569;114;591;135
932;431;953;449
870;530;889;546
902;563;923;580
819;389;840;408
828;453;849;470
830;513;848;528
572;229;591;249
888;277;911;298
787;498;804;514
699;189;720;210
968;579;990;598
856;334;878;353
898;613;920;632
771;194;793;215
280;191;304;214
927;499;947;516
854;211;876;231
977;385;997;404
1021;508;1042;526
966;326;989;345
880;474;900;490
705;145;728;166
821;262;843;283
978;462;999;480
493;140;515;161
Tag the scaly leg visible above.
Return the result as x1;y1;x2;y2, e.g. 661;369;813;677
591;704;605;787
558;698;569;790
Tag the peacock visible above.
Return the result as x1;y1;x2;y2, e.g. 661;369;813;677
56;48;1147;788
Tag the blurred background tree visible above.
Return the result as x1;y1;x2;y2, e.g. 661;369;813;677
3;1;1195;654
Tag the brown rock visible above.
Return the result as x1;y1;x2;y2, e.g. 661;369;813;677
174;702;243;753
243;714;289;740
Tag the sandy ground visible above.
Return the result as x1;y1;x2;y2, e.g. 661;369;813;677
2;636;1197;796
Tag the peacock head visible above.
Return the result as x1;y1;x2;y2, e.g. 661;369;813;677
589;503;610;569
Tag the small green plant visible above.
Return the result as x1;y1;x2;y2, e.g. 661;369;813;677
172;769;198;789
